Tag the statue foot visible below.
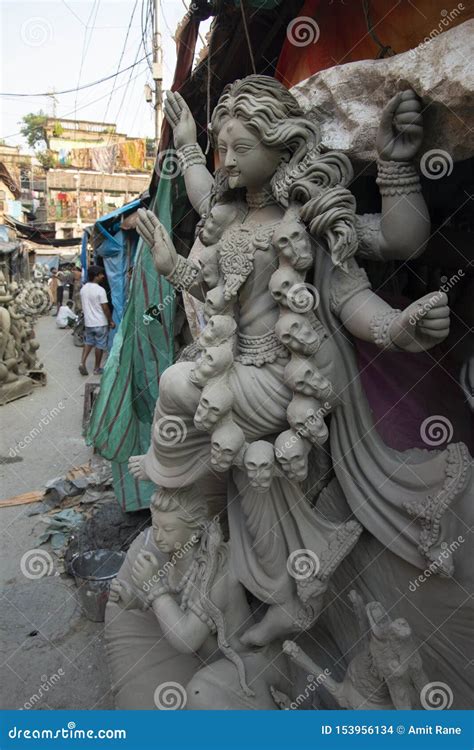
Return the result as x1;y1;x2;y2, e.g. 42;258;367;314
240;603;301;648
128;455;149;481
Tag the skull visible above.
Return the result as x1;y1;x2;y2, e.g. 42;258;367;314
287;394;329;446
274;430;310;482
269;268;303;307
272;218;314;270
210;421;246;471
194;384;233;431
203;286;231;320
199;203;238;246
243;440;275;492
275;312;321;355
284;355;333;399
198;315;236;348
198;244;220;288
189;344;233;387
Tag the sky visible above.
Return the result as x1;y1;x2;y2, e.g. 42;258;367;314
0;0;209;149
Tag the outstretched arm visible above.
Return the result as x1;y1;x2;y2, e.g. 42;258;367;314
137;209;209;300
164;92;214;217
340;288;450;353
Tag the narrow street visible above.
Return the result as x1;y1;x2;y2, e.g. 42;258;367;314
0;315;113;710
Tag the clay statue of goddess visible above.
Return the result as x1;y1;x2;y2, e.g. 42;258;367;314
129;76;471;651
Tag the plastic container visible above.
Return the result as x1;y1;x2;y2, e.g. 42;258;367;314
71;549;126;622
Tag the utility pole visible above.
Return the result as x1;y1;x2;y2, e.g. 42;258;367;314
152;0;163;145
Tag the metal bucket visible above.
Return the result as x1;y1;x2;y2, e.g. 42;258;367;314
71;549;126;622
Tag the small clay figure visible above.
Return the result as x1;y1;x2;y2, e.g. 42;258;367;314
194;383;234;432
210;421;246;472
243;440;276;493
189;344;234;387
274;430;311;482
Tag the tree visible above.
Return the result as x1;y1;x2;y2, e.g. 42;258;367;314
20;111;50;150
20;111;56;171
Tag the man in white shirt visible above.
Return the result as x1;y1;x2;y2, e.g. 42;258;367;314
56;300;78;329
79;265;115;376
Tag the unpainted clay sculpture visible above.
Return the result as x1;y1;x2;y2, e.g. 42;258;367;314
113;74;472;708
110;486;292;709
283;591;429;710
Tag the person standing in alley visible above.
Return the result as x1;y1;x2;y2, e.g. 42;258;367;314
79;265;115;376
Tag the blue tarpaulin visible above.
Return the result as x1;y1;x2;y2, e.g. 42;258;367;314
81;199;142;342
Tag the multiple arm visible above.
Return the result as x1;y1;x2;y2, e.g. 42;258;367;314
164;92;214;217
357;90;430;262
339;286;450;353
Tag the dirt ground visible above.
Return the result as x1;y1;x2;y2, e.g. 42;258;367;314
0;314;114;710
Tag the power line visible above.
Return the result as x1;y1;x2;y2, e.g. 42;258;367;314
0;54;151;98
102;0;140;124
1;63;150;143
74;0;102;119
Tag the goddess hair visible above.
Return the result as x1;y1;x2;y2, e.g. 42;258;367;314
209;75;358;267
151;486;209;531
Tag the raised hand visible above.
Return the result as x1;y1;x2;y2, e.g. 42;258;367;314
390;291;450;352
137;208;177;276
164;91;197;149
131;549;160;594
376;89;423;162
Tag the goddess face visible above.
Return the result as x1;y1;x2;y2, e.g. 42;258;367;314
275;312;321;356
284;355;333;399
151;509;197;554
274;430;309;482
217;118;285;190
194;385;233;431
273;219;314;270
243;440;275;492
210;421;246;471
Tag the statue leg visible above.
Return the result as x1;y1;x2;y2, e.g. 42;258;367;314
129;362;206;485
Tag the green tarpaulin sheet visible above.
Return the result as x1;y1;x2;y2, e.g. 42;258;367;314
86;176;176;511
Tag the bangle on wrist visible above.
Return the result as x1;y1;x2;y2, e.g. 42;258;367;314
147;584;170;604
166;255;200;292
370;309;402;350
177;143;206;173
376;159;422;197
